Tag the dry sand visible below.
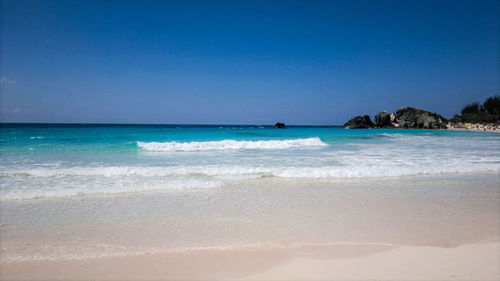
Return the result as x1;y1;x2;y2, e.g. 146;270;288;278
1;242;498;280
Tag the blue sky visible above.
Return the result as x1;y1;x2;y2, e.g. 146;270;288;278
1;0;498;125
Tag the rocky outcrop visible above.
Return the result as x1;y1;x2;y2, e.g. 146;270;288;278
344;107;448;129
374;111;392;128
395;107;447;129
275;122;286;128
343;95;499;130
343;115;374;129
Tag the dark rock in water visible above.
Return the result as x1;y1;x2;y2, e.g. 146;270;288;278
343;115;374;129
374;111;393;128
395;107;448;129
275;122;286;128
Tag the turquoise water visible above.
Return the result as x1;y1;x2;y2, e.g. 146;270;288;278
1;124;500;262
1;124;499;200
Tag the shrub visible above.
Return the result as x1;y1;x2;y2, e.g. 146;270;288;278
460;112;499;123
461;103;480;115
483;95;500;114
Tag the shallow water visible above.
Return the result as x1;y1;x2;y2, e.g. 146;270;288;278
0;124;499;262
1;173;499;262
1;124;499;200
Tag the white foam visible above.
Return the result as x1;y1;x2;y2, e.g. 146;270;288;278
1;160;499;201
0;241;403;262
0;175;221;201
137;137;328;152
2;133;499;200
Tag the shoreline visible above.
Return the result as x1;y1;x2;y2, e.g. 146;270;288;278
1;241;499;280
1;172;499;279
1;170;499;203
243;241;500;281
447;122;500;132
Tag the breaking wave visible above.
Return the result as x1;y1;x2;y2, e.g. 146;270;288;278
137;137;328;152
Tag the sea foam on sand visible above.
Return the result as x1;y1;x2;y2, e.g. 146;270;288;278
1;242;499;280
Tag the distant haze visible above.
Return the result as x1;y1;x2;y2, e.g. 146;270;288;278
1;0;498;125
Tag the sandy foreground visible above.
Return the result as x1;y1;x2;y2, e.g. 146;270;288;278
2;173;499;280
1;242;499;280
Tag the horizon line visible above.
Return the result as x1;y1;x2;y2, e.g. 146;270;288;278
0;122;344;127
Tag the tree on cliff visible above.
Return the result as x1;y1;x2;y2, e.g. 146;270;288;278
456;95;500;123
483;95;500;115
461;103;480;114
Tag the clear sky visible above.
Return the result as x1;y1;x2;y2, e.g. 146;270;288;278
1;0;498;125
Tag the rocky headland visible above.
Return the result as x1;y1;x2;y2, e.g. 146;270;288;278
344;95;500;132
344;107;448;129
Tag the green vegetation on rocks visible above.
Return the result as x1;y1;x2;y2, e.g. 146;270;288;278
343;95;499;131
454;95;500;124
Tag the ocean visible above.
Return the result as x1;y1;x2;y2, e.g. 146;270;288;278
1;124;499;200
1;124;499;262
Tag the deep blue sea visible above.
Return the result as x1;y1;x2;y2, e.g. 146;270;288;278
1;124;499;200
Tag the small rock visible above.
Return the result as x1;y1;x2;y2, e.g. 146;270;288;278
275;122;286;128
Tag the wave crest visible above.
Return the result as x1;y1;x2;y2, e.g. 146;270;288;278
137;137;328;152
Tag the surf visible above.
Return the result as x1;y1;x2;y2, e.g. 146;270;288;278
136;137;328;152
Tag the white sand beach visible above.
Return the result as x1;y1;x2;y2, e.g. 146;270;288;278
1;173;499;280
1;242;499;280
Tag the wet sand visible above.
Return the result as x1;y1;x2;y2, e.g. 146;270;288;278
1;242;499;280
1;173;499;280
